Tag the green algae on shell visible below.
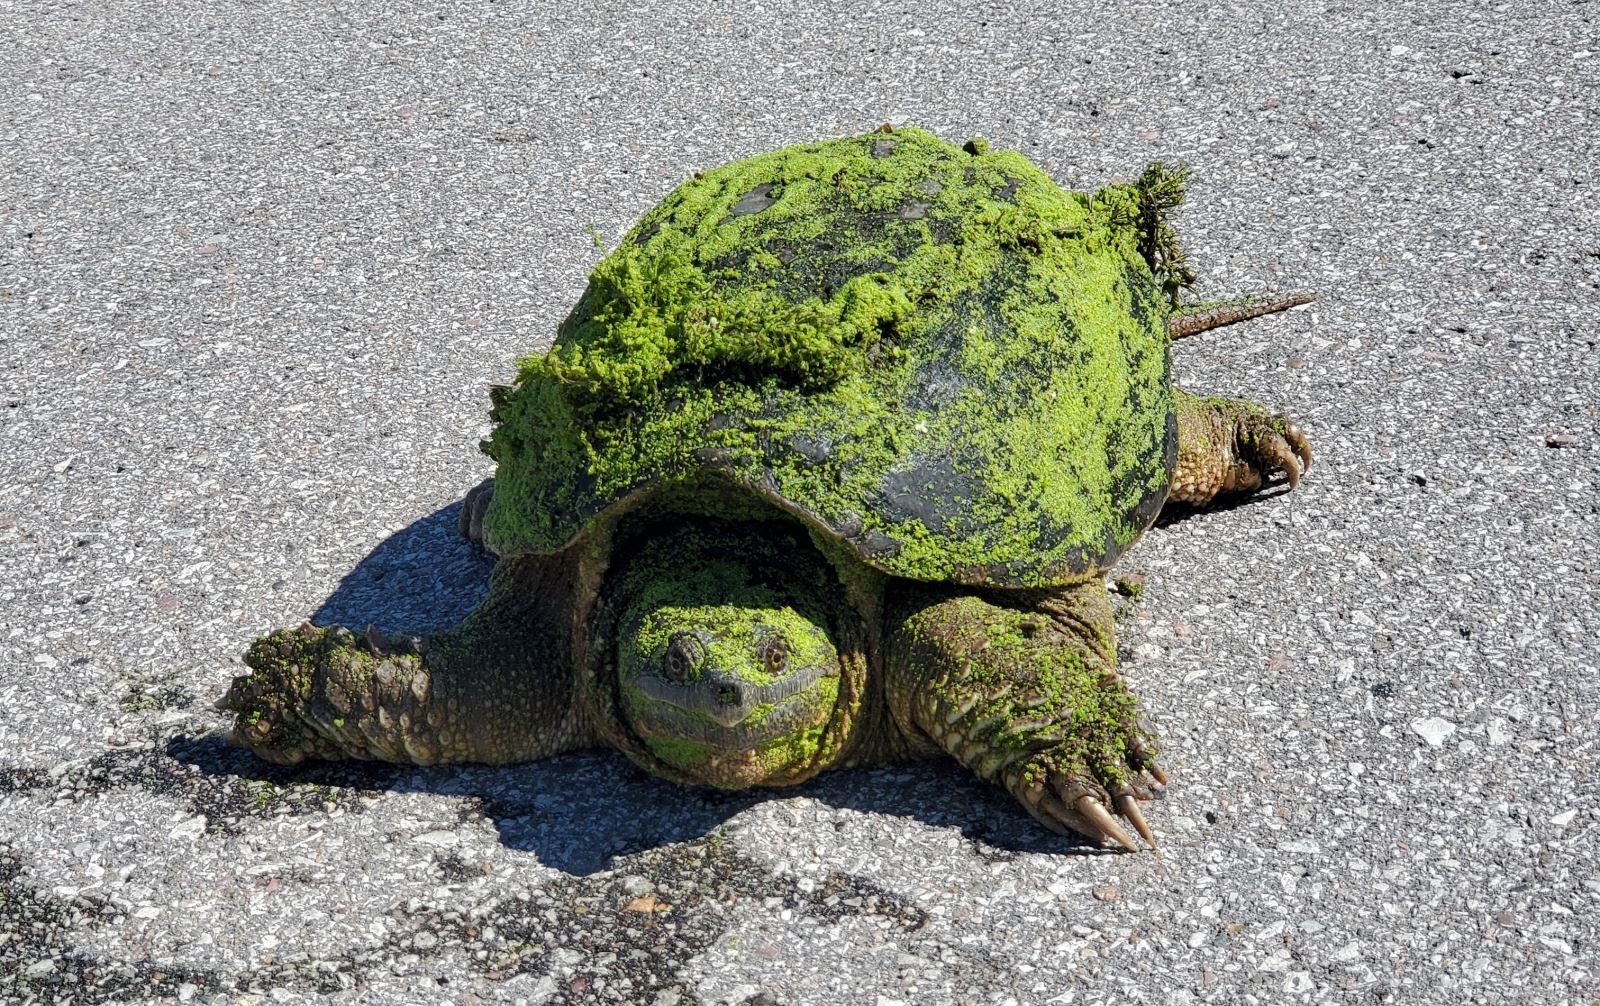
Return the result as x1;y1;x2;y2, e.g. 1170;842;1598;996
481;127;1182;587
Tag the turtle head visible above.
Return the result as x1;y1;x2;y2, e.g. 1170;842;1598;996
608;522;848;788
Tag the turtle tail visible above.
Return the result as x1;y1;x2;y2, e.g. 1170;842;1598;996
1126;164;1318;335
1168;293;1317;340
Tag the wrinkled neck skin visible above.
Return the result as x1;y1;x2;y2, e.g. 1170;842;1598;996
586;519;870;789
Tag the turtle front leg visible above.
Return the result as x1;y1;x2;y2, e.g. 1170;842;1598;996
885;581;1164;850
218;553;592;766
1167;389;1313;507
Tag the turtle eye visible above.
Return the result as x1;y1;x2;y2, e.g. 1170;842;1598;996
663;633;704;683
761;636;789;676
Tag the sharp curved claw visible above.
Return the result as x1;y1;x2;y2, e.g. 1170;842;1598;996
1288;426;1313;471
1148;763;1170;787
1026;795;1076;837
1076;796;1139;852
1263;438;1301;490
1035;790;1117;847
1115;792;1158;849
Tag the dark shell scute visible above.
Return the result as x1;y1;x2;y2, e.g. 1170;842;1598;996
726;183;777;219
872;453;988;536
785;434;835;466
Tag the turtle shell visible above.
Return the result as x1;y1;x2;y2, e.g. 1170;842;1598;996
481;127;1176;588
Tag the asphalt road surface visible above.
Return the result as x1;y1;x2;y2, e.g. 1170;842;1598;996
3;2;1597;1004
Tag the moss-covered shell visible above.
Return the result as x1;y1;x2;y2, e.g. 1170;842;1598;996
481;128;1177;587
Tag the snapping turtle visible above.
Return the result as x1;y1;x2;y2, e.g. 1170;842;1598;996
220;127;1314;850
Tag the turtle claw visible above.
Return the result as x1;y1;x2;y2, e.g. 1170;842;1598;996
1001;712;1165;851
1022;795;1074;837
1115;791;1157;849
364;623;391;655
1213;410;1313;499
459;478;495;546
1244;415;1312;493
1265;437;1302;490
1286;423;1313;472
1035;790;1119;848
1016;770;1149;851
1171;395;1314;506
1077;796;1139;853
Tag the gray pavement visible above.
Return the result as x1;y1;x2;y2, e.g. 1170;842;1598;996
2;1;1598;1003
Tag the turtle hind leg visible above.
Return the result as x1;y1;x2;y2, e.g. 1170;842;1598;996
885;581;1164;850
458;477;496;548
1167;389;1313;507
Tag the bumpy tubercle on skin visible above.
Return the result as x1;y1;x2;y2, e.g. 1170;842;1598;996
223;624;449;765
219;551;596;767
1168;390;1313;505
480;126;1183;587
884;578;1160;843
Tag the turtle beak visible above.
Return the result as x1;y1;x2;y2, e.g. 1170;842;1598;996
702;670;751;727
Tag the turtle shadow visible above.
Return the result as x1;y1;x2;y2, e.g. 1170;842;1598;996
166;732;1096;875
308;498;496;636
184;499;1116;874
1154;482;1295;529
164;732;757;874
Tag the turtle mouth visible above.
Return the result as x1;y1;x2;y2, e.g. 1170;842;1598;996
630;663;838;752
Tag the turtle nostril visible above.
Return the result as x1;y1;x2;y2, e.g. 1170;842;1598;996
716;684;741;707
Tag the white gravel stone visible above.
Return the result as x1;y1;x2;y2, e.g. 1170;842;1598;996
1409;717;1457;747
168;815;207;840
413;830;459;847
1487;718;1512;746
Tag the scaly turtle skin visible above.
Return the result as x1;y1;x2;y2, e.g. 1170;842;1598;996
220;127;1315;850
